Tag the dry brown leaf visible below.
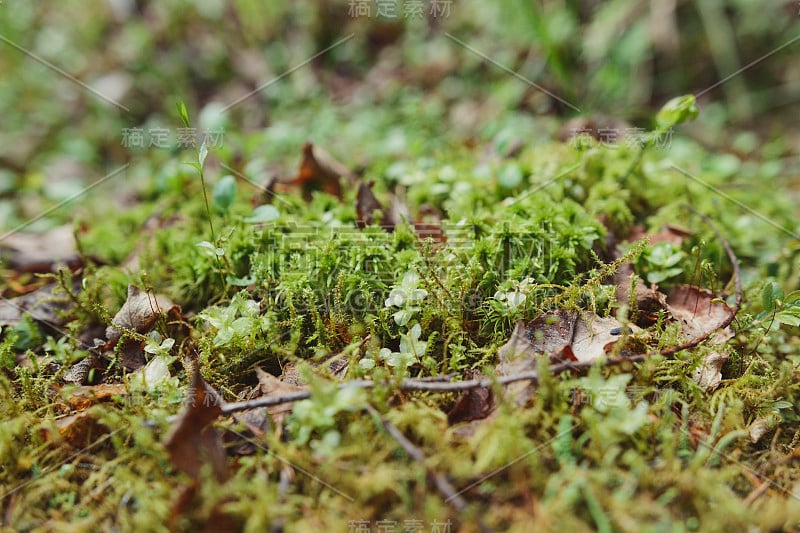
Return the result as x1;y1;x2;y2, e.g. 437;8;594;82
498;311;638;405
254;366;308;426
666;284;732;340
613;271;668;327
0;225;81;273
66;383;128;410
291;142;355;200
447;372;493;425
106;285;178;345
164;369;228;482
56;409;109;448
0;279;80;328
356;180;388;229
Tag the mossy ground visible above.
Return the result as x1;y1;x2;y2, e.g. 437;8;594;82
2;3;800;532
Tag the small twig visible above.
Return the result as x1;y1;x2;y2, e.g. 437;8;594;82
219;358;644;415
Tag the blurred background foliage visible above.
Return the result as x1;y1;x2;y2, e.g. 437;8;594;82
0;0;799;228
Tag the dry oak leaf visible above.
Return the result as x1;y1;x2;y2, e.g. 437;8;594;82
238;366;310;436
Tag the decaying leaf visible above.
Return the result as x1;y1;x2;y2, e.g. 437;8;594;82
499;310;636;365
291;142;355;200
692;350;729;390
0;278;83;329
498;310;639;405
0;225;82;273
65;383;128;410
447;372;493;425
666;284;732;341
613;270;668;327
749;416;776;444
106;285;179;345
56;409;109;448
356;180;388;228
164;368;228;482
239;366;309;435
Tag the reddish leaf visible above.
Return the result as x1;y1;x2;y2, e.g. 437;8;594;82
291;142;354;200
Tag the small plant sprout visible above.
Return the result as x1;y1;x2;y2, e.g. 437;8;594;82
493;277;536;314
177;101;216;244
361;323;428;375
144;331;175;358
385;271;429;326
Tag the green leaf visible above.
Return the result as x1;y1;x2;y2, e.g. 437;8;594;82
775;311;800;328
176;101;190;127
655;95;698;130
761;281;784;312
212;175;237;214
197;241;224;256
244;204;279;223
198;140;208;169
498;163;524;189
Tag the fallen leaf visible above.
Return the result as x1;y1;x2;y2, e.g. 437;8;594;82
447;372;493;425
0;225;81;273
164;368;228;482
56;409;109;448
666;284;732;341
693;350;729;390
291;142;355;200
105;285;179;345
65;383;128;410
0;280;80;329
498;310;639;405
356;180;388;228
612;270;668;327
748;417;777;444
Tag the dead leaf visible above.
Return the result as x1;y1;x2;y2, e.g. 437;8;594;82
693;351;729;390
666;284;732;341
105;285;178;345
0;280;80;329
356;180;388;228
63;343;105;384
0;225;81;273
447;373;493;425
498;311;639;405
749;417;776;444
56;409;109;448
291;142;355;200
164;368;228;482
612;270;668;327
66;383;128;410
242;366;309;435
